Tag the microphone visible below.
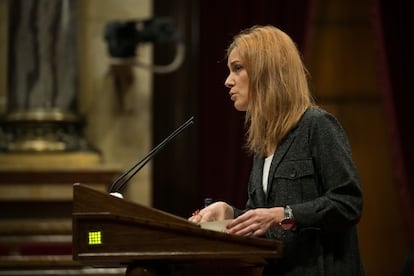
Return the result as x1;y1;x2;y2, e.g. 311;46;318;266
109;116;194;196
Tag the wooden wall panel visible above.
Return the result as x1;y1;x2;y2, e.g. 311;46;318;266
308;0;410;275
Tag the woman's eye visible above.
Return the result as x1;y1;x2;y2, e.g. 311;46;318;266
234;64;243;72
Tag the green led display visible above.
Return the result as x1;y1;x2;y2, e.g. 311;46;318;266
88;231;102;245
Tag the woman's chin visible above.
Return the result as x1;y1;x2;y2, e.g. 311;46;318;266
234;103;247;111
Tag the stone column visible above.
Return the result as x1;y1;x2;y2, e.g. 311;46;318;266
1;0;91;152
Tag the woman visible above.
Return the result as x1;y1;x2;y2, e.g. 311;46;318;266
189;25;365;275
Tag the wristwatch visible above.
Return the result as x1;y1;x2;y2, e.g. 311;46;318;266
279;205;296;230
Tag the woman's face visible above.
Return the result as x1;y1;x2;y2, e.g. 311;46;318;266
225;48;249;111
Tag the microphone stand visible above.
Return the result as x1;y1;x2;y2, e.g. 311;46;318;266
109;116;194;196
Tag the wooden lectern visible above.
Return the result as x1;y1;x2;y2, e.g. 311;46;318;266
72;183;282;275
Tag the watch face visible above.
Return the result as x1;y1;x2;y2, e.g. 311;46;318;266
280;218;294;230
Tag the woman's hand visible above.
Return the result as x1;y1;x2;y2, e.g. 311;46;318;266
226;207;284;237
188;201;234;223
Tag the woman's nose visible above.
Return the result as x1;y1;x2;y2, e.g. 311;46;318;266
225;75;234;88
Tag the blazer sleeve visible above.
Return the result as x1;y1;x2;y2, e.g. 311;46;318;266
291;110;363;232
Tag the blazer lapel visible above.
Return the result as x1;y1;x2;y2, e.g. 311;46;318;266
266;130;296;202
252;155;267;205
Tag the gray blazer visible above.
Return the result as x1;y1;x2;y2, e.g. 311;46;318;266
234;107;365;276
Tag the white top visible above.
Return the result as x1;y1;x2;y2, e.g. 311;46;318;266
262;154;274;195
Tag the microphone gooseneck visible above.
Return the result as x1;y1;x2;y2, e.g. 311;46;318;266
109;116;195;194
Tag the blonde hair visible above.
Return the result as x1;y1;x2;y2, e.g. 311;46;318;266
227;25;314;157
